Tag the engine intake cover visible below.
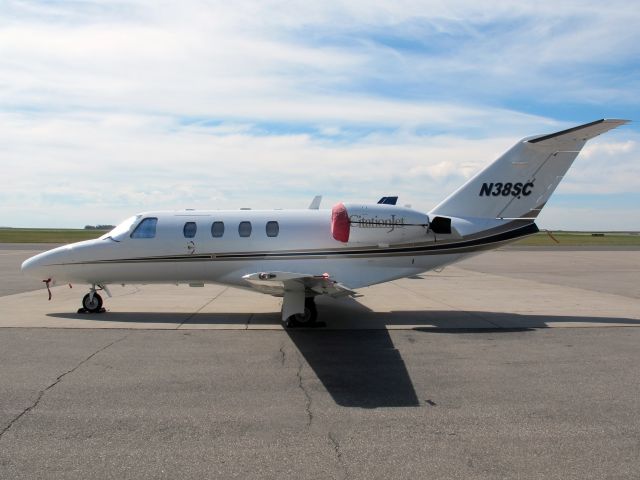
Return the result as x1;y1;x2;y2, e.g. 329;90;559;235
331;203;429;244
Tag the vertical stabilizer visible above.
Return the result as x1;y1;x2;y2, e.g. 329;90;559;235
430;119;629;220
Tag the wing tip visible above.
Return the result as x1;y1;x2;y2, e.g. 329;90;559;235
604;118;631;126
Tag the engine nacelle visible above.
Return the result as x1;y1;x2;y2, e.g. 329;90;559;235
331;203;430;244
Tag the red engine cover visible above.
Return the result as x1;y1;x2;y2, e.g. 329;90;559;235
331;202;350;242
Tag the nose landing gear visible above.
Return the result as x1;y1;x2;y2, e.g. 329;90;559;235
78;285;107;314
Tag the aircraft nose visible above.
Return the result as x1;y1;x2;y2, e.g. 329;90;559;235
21;253;48;279
21;247;69;281
21;241;99;282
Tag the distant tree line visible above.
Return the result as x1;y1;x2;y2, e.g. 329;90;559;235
84;225;115;230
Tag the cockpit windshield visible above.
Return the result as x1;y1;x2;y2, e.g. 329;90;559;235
100;215;140;241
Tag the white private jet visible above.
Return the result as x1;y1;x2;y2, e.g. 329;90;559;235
22;119;629;326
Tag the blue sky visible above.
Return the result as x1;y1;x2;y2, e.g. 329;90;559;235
0;0;638;229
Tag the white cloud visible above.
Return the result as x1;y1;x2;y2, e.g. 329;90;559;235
0;0;638;228
538;207;640;232
556;134;640;195
2;111;636;228
581;140;636;158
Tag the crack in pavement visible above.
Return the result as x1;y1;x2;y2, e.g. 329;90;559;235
328;432;350;480
296;355;313;428
280;345;313;429
0;334;129;441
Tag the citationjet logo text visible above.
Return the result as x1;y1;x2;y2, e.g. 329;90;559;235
349;214;406;233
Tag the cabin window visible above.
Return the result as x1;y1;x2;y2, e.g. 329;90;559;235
211;221;225;238
183;222;197;238
238;221;252;237
130;217;158;239
266;221;279;237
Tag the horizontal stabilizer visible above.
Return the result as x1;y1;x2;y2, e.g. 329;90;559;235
377;196;399;205
527;119;629;147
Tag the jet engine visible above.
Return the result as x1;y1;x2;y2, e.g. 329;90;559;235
331;203;430;244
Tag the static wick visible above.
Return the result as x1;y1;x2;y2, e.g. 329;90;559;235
43;278;52;301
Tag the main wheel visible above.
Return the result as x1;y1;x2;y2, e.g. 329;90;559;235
82;292;103;313
285;297;318;327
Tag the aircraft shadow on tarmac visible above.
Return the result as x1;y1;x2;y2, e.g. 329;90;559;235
45;294;640;329
45;307;640;329
47;297;640;409
286;329;421;408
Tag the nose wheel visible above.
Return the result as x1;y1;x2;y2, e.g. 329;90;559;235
78;286;106;313
82;292;103;312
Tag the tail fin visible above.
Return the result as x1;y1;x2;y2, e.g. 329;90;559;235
430;119;629;220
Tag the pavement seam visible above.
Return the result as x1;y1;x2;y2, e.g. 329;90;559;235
0;334;129;441
391;280;504;329
176;287;229;329
110;286;142;299
328;432;350;480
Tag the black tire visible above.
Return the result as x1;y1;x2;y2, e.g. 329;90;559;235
82;292;103;313
286;297;318;327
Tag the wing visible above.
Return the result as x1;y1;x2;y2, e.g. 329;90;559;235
242;271;355;298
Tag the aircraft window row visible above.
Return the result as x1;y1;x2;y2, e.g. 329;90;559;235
208;220;278;238
132;218;280;239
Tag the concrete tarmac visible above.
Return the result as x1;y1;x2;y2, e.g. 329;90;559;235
0;243;60;296
0;244;639;479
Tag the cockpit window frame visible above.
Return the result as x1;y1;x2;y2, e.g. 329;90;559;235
100;215;140;242
130;217;159;239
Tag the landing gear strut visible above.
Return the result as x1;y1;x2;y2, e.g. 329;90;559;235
285;297;318;328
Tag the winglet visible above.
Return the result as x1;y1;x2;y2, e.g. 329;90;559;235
308;195;322;210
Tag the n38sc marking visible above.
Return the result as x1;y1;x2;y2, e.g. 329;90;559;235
479;181;534;197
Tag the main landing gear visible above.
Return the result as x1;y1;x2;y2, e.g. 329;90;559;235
284;297;321;328
78;285;107;314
